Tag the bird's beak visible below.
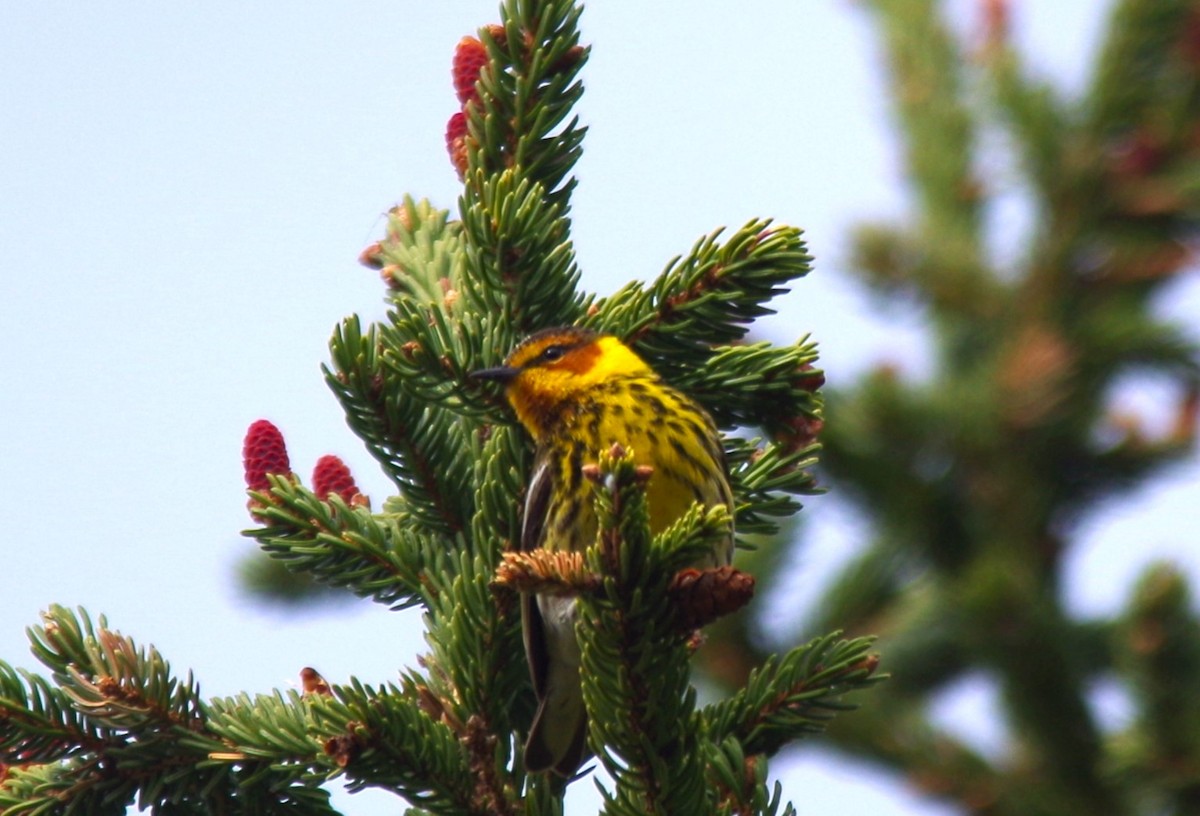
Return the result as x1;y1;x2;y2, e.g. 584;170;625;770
470;365;520;384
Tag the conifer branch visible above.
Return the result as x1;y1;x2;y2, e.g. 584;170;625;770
1120;564;1200;800
698;633;880;757
325;317;475;534
202;690;322;766
2;2;860;812
245;475;454;610
586;221;812;373
375;198;465;302
861;0;997;315
422;552;527;742
981;43;1069;204
576;447;709;814
205;679;492;814
470;0;588;208
374;199;502;418
786;13;1200;810
867;0;979;231
469;424;529;561
1086;0;1195;137
704;738;796;816
0;665;106;765
1;606;335;815
458;169;586;335
453;0;589;337
304;680;481;814
725;438;821;537
462;713;520;816
804;564;962;688
670;340;823;431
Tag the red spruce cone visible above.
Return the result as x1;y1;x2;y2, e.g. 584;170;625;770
669;566;756;631
312;454;363;505
243;419;291;492
453;36;488;104
358;241;384;269
445;111;469;177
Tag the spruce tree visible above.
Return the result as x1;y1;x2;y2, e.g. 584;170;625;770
0;2;878;813
701;2;1200;815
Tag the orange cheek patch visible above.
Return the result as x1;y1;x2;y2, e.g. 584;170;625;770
557;341;601;375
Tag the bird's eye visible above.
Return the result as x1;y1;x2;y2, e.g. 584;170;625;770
541;345;566;362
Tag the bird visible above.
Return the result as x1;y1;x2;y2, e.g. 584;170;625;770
472;326;734;777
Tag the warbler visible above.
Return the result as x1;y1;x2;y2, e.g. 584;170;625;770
472;326;734;777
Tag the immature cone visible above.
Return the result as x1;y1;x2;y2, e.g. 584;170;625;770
323;734;362;769
550;44;586;73
483;23;506;46
452;35;488;104
312;454;366;506
300;667;332;697
773;413;824;456
669;566;756;632
445;111;469;178
358;241;384;270
794;362;825;392
243;420;292;517
980;0;1009;49
243;419;291;492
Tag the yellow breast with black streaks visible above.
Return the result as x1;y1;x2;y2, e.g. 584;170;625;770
489;326;733;562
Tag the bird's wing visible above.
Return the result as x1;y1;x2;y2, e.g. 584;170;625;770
521;457;552;553
521;456;553;698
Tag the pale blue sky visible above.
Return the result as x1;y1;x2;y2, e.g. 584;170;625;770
2;2;1196;814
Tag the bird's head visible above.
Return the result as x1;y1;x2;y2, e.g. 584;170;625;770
472;326;653;438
